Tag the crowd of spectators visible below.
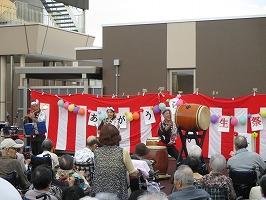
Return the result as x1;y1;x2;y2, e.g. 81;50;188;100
2;127;266;200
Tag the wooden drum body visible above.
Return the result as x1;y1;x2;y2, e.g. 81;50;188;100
175;104;210;131
146;137;160;146
144;146;168;174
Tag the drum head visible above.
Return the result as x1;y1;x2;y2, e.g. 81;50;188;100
147;137;160;140
197;106;211;130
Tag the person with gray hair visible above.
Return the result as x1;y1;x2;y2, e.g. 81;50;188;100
228;135;266;178
56;154;89;191
137;191;168;200
189;145;202;158
37;139;59;169
199;154;236;200
168;165;210;200
188;145;209;175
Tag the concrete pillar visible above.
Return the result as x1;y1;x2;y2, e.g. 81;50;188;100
0;56;7;121
82;9;85;33
62;61;68;86
19;55;26;86
73;61;78;67
22;74;27;121
82;73;88;94
19;55;27;122
9;55;14;124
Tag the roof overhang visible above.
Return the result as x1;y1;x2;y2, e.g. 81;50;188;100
76;48;103;61
15;66;102;80
0;24;95;62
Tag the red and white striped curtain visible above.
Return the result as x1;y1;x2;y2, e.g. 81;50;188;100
32;90;266;160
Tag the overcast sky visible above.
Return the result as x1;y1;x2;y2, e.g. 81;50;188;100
85;0;266;47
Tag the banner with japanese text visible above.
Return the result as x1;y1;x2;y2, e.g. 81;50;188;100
31;90;266;160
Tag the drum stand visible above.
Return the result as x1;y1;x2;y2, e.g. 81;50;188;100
170;127;208;193
176;126;207;162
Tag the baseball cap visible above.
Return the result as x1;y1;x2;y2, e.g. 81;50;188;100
0;138;24;149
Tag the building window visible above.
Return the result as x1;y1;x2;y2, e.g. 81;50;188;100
169;70;195;94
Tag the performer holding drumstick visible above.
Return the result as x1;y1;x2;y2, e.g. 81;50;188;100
23;99;46;155
158;109;182;162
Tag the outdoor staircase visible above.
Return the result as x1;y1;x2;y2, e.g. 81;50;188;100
40;0;82;32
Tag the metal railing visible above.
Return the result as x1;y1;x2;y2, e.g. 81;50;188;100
0;1;84;32
0;2;17;23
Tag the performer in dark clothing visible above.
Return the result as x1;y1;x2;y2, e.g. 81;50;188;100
24;99;46;155
158;109;181;161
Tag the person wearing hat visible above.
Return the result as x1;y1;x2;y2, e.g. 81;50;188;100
15;139;31;172
97;106;119;134
0;138;30;189
132;143;155;176
158;109;181;161
23;99;47;155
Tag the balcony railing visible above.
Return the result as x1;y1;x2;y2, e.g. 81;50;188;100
0;1;84;32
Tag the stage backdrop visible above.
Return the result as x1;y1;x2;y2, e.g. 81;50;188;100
31;90;266;160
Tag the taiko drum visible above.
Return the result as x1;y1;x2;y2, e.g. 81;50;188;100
146;137;160;146
175;104;210;131
144;146;168;175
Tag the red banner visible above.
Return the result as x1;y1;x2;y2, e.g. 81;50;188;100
31;90;266;160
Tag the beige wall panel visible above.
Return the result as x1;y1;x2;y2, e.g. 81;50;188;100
0;25;28;55
41;27;93;60
0;24;94;60
167;22;196;69
25;25;47;54
87;36;95;47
